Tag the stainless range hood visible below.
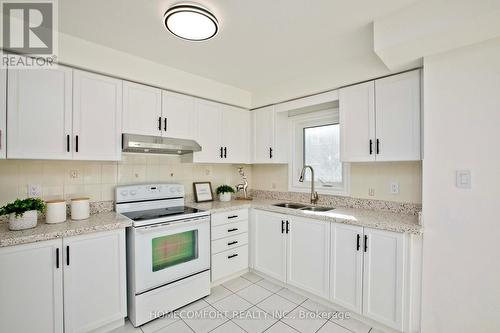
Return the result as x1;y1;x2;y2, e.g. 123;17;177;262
122;133;201;155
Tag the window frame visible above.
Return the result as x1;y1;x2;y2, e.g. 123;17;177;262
288;109;350;196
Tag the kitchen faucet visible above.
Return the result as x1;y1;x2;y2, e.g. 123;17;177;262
298;165;319;204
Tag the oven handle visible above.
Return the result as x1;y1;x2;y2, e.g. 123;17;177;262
135;216;209;232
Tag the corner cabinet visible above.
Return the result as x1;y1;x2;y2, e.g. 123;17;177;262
0;66;6;159
340;69;421;162
0;229;127;333
252;106;289;163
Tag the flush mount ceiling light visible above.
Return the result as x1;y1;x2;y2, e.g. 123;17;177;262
164;3;218;41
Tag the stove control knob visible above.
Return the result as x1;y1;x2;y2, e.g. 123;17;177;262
169;187;176;193
120;190;128;197
130;190;137;196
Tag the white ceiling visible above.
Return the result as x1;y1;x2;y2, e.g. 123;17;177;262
59;0;418;105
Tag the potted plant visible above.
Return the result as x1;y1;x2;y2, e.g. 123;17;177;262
0;198;46;231
216;185;235;202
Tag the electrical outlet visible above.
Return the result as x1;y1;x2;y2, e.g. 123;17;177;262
390;182;400;194
70;170;79;179
205;169;210;176
28;184;42;198
368;188;375;196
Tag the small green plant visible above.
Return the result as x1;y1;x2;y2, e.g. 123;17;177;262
216;185;235;195
0;198;46;217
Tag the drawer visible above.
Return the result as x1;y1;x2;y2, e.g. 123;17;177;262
211;209;248;227
212;245;248;282
211;233;248;254
211;220;248;240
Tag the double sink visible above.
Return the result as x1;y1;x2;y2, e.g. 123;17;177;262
273;202;334;212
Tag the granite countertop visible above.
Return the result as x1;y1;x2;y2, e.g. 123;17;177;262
0;212;132;247
191;199;422;235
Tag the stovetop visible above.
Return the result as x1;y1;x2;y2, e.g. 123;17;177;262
121;206;205;222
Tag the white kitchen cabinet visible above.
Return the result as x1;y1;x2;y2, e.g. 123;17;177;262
339;81;375;162
363;228;405;331
73;70;122;161
287;216;330;297
122;81;162;136
7;65;73;159
340;70;421;162
0;239;63;333
375;70;421;161
0;66;6;159
252;210;287;282
63;229;127;333
330;223;364;313
222;105;251;163
193;98;222;163
162;90;196;140
252;106;289;163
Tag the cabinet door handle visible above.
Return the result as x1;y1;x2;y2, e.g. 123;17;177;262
376;139;380;155
369;140;373;155
286;220;290;234
66;246;70;266
66;135;70;152
281;220;285;234
227;228;238;232
75;136;79;153
228;254;238;259
364;235;368;252
158;116;162;130
224;147;227;158
269;147;273;158
227;215;238;219
227;241;238;246
164;117;167;131
56;248;60;268
220;147;223;158
356;234;361;251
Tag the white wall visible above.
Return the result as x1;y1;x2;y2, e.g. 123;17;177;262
421;38;500;332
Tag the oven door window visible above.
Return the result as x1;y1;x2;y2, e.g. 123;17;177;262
151;230;199;272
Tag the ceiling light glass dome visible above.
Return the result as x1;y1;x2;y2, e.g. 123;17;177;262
164;3;219;41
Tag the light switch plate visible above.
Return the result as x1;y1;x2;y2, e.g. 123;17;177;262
456;170;471;189
390;182;400;194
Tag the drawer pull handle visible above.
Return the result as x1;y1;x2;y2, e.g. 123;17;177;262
227;241;238;246
228;254;238;259
227;215;238;219
227;228;238;232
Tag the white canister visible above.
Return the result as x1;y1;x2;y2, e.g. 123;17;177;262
71;197;90;220
45;200;67;224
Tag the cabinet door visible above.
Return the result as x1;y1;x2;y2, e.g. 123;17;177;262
0;239;63;333
253;106;274;163
330;223;363;313
73;70;122;161
7;65;72;159
287;216;330;297
162;90;196;139
363;228;405;331
222;105;250;163
339;81;375;162
122;81;162;136
0;66;5;159
193;99;222;163
375;70;421;161
252;210;287;282
63;229;126;333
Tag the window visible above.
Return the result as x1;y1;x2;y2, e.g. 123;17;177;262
289;110;349;195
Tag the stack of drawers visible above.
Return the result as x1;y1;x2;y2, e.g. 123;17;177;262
211;209;249;282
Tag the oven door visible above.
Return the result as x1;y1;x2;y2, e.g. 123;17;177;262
131;216;210;294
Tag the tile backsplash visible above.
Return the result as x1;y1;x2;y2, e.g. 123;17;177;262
0;154;252;206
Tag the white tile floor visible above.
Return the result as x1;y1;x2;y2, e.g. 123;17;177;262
112;273;386;333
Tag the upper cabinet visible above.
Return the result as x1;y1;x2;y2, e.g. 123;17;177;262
73;70;122;161
252;106;288;164
193;100;251;164
162;91;196;140
7;65;73;160
0;66;6;159
340;69;421;162
122;81;162;136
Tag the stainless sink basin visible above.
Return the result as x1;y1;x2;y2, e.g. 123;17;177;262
299;206;334;212
273;202;309;209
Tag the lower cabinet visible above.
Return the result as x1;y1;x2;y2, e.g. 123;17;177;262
0;229;127;333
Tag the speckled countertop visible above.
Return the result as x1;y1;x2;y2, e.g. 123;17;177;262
191;199;422;235
0;212;132;247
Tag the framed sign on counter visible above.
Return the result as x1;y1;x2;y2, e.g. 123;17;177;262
193;182;214;202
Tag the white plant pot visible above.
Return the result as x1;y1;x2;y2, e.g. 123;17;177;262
219;192;232;202
9;210;38;231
